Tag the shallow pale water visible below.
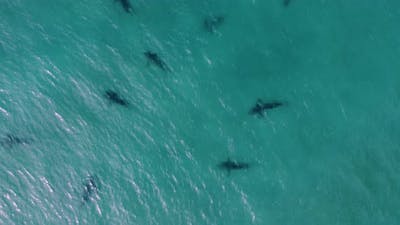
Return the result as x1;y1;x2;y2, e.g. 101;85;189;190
1;0;400;224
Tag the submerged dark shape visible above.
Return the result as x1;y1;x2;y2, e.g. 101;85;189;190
104;90;129;106
115;0;134;13
144;51;170;72
82;175;99;203
249;99;285;117
203;15;225;33
283;0;291;7
218;158;250;174
0;134;32;148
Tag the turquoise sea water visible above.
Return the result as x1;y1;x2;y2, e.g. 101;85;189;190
1;0;400;224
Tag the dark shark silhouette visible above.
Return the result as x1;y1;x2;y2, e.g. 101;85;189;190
104;90;129;106
283;0;291;7
218;158;250;175
82;175;99;204
203;15;224;33
144;51;170;72
0;134;32;148
115;0;134;13
248;99;285;117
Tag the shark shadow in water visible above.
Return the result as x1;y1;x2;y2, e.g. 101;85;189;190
283;0;291;7
144;51;170;72
248;99;286;118
115;0;134;14
81;175;100;205
203;15;225;33
0;134;33;149
104;90;129;107
218;158;250;175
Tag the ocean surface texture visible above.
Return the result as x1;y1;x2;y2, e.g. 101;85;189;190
1;0;400;224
